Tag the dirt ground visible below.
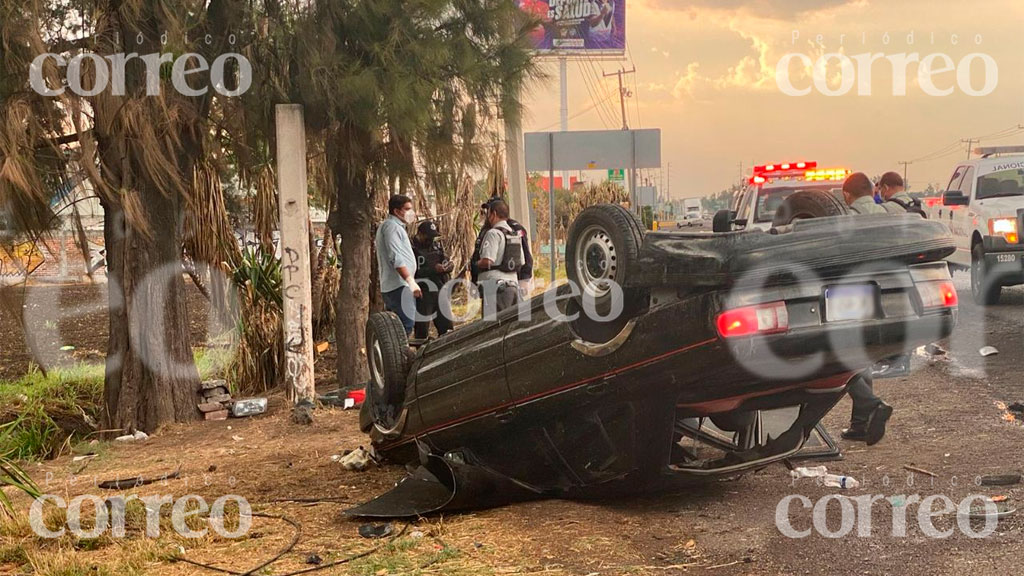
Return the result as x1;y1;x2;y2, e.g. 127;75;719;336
2;273;1024;575
0;282;212;381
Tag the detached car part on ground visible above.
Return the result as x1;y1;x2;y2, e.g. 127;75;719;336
349;198;958;518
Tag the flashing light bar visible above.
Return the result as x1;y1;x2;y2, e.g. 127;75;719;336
754;161;817;174
805;168;852;182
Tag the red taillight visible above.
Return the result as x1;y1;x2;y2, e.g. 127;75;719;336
941;282;958;307
917;280;958;310
716;302;790;339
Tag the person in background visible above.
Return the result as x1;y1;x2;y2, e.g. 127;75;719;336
877;172;926;217
374;195;420;335
412;220;454;340
476;199;524;316
839;173;893;445
471;196;534;298
843;172;888;215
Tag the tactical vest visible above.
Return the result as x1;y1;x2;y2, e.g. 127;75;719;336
497;228;525;274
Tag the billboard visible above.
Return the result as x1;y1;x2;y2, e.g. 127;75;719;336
519;0;626;53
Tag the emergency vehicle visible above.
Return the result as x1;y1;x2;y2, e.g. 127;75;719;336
927;146;1024;305
713;161;852;232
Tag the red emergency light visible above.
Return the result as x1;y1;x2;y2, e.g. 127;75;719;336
754;161;817;174
750;161;818;184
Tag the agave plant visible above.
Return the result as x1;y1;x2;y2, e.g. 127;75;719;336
0;423;39;517
228;248;284;394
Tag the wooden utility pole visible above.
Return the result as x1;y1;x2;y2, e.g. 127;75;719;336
275;104;315;403
898;161;912;188
961;139;978;160
603;67;636;131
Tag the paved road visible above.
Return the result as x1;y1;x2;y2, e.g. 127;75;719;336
933;270;1024;404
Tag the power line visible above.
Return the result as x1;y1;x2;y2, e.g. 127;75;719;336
577;60;615;129
625;44;643;129
585;59;620;124
536;91;615;131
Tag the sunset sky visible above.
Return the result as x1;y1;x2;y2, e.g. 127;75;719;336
520;0;1024;198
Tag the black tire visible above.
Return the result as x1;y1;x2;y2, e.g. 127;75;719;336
772;190;850;227
366;312;411;425
712;210;735;233
566;204;645;314
971;243;1001;306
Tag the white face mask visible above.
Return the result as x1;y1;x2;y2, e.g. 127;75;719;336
403;209;417;225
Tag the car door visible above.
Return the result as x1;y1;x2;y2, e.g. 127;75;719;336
952;166;976;262
413;315;512;436
735;187;754;228
939;165;970;266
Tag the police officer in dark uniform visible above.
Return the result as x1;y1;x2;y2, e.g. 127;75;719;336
471;196;534;297
412;220;454;340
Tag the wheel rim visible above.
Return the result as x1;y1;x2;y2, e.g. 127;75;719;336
972;250;983;297
370;339;385;393
575;224;618;298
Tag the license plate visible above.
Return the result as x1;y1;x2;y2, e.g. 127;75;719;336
824;285;877;322
996;254;1018;263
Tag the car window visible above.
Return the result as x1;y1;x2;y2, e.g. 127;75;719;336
946;166;967;192
955;166;975;198
754;185;843;223
735;189;753;221
977;168;1024;200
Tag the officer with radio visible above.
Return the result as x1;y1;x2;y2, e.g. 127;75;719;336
412;220;454;339
475;199;524;316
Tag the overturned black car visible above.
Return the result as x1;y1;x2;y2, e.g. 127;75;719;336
349;200;958;517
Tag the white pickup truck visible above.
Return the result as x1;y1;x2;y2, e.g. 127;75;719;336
713;161;850;232
927;146;1024;305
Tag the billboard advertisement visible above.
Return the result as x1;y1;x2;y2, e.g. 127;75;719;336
519;0;626;53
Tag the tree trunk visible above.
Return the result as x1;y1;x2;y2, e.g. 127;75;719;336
331;143;373;389
101;186;201;434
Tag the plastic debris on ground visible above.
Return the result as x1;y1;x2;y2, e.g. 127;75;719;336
344;389;366;409
114;431;149;442
979;473;1021;486
358;523;393;539
339;447;371;471
962;502;1016;520
980;346;999;357
231;398;268;418
790;466;860;489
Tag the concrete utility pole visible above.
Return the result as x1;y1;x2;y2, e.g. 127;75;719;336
275;104;315;403
505;117;532;244
603;67;636;131
559;57;571;192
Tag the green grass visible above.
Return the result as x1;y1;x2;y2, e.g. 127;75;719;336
0;364;104;460
0;350;226;460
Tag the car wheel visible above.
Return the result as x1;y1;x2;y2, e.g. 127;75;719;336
771;190;850;227
566;204;645;310
365;312;411;426
971;243;1001;306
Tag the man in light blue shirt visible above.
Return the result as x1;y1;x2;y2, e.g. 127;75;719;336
375;195;421;334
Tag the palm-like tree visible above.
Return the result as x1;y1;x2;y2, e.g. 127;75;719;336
290;0;537;384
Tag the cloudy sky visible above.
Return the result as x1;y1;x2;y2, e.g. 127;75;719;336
520;0;1024;198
